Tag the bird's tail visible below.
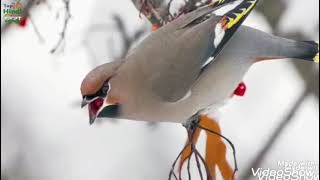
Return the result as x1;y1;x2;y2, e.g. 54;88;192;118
261;36;319;63
297;41;319;63
313;43;319;63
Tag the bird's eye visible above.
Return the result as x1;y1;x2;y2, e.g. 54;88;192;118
101;81;110;95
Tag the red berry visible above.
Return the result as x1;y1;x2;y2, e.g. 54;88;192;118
233;82;247;96
19;17;27;27
152;24;160;32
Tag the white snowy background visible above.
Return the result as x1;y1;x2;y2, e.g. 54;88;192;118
1;0;319;180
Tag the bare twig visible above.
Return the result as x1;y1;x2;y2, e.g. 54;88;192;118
169;116;237;180
112;14;148;58
132;0;165;26
50;0;71;54
165;0;175;21
169;142;188;179
187;151;192;180
198;124;238;179
193;146;211;180
29;15;45;43
193;144;204;180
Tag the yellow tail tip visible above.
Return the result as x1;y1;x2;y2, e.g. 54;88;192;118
313;42;319;63
314;53;319;63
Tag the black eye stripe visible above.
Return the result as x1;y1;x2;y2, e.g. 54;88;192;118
84;95;99;101
86;81;110;98
101;82;110;94
95;81;111;97
102;83;109;93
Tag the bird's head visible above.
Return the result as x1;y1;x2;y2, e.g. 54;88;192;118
81;62;122;125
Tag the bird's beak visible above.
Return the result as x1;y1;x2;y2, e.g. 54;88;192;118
81;96;105;125
81;99;88;108
89;113;96;125
82;94;120;125
81;96;98;108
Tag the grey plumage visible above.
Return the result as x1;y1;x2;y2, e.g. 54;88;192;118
92;26;318;123
120;0;258;102
124;14;220;102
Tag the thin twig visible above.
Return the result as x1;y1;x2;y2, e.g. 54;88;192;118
170;118;218;180
198;124;238;179
50;0;71;54
187;151;192;180
166;0;174;22
193;146;211;180
169;142;191;180
192;144;204;180
134;0;164;26
186;128;194;180
28;15;45;43
179;148;193;179
112;14;148;58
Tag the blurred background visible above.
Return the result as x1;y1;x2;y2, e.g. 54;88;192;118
1;0;319;179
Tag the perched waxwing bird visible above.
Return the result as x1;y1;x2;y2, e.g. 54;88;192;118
81;60;125;124
81;0;319;125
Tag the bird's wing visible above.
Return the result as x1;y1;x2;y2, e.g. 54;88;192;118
173;0;239;29
173;0;256;30
151;0;259;102
200;0;259;71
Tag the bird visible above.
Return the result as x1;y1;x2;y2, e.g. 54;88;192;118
81;0;318;179
81;0;318;125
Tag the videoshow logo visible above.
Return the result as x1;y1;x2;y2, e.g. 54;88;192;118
251;161;319;180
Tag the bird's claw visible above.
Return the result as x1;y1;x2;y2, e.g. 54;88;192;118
183;112;200;132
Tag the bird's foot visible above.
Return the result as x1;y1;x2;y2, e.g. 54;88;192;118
183;112;201;132
177;115;236;180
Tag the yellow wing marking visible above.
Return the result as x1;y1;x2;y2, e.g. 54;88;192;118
226;0;257;29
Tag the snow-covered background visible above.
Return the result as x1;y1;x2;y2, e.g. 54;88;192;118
1;0;319;180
